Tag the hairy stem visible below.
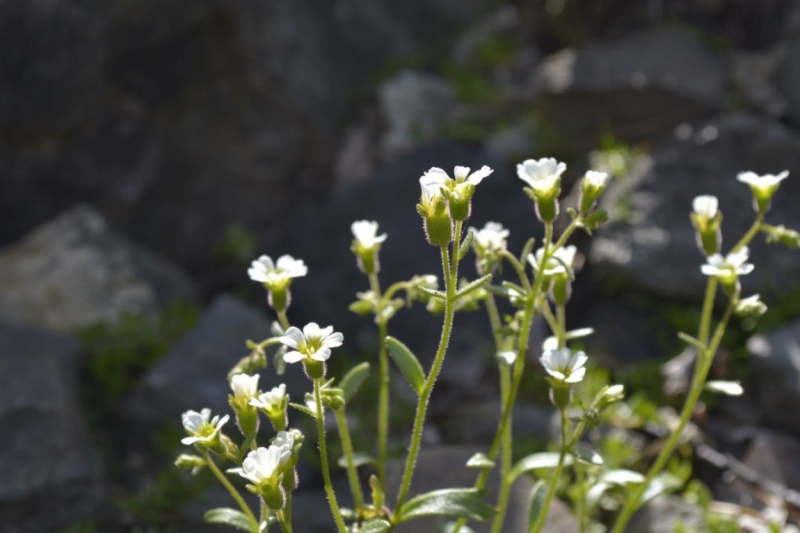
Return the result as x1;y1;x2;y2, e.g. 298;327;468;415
530;407;569;533
204;451;259;532
369;272;391;485
315;379;348;533
335;408;365;513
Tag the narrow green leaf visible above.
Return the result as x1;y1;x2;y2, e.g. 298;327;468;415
520;237;536;265
527;480;548;530
288;402;317;419
601;469;646;485
359;519;392;533
337;452;375;469
455;273;493;299
485;285;515;298
500;281;527;297
397;488;495;523
340;362;371;401
466;452;495;469
564;327;594;340
549;254;575;281
418;285;447;300
385;336;426;395
572;447;604;466
203;508;253;531
677;332;706;351
458;228;475;262
510;453;573;482
704;380;744;396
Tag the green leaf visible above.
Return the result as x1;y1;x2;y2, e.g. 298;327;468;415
418;285;447;300
288;402;317;419
337;452;375;469
520;237;536;265
458;228;475;262
564;328;594;340
601;469;646;485
397;488;495;523
527;480;548;530
677;332;706;351
385;337;426;395
340;362;370;401
510;453;573;482
359;519;392;533
549;254;575;282
641;472;682;504
466;452;495;469
455;273;493;299
203;508;253;532
583;209;609;233
572;447;603;466
704;380;744;396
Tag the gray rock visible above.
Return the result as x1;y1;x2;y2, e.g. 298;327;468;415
625;495;705;533
748;320;800;431
0;204;194;333
123;294;309;431
661;348;697;396
437;401;557;445
535;25;725;143
385;446;578;533
0;321;107;531
732;46;789;118
775;40;800;126
589;112;800;300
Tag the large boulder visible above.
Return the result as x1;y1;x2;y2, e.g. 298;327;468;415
0;204;194;333
0;321;107;531
589;112;800;301
535;25;726;144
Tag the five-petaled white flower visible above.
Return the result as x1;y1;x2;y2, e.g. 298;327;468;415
250;384;287;411
700;247;754;278
472;222;509;254
230;373;260;402
540;348;588;384
517;158;567;194
693;195;719;218
280;323;344;363
181;408;230;445
528;245;577;277
737;170;789;192
248;255;308;288
421;165;494;190
351;220;387;250
230;444;291;486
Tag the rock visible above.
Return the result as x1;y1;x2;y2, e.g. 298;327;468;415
625;495;705;533
437;401;557;445
535;25;726;144
0;204;194;333
483;126;535;161
731;46;789;118
748;320;800;431
379;71;455;159
589;112;800;300
661;348;697;396
775;40;800;126
123;294;309;431
0;321;108;531
385;446;578;532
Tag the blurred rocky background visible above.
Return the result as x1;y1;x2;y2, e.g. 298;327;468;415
4;0;800;531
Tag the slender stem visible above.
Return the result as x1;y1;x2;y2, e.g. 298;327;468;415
204;451;259;532
490;362;513;533
538;300;559;336
314;379;348;533
335;408;365;513
276;509;293;533
575;463;588;533
381;281;410;305
556;304;566;348
369;272;391;485
395;222;462;509
499;250;532;291
531;407;569;533
277;309;291;331
731;213;764;253
284;492;293;531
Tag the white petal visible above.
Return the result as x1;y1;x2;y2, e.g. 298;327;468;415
321;331;344;348
303;322;322;339
423;167;451;185
280;327;304;349
311;347;331;362
454;166;471;180
283;351;305;363
467;165;493;184
317;325;334;338
700;265;720;276
565;367;586;383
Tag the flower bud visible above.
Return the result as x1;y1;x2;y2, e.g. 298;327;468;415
417;180;453;246
443;184;475;221
351;221;387;275
321;387;346;411
596;384;625;410
550;273;571;306
690;195;722;256
735;294;767;317
762;224;800;248
264;485;286;510
175;454;206;474
579;171;609;214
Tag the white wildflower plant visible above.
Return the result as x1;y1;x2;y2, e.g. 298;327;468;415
177;156;797;533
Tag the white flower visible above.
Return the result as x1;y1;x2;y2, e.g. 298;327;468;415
351;220;387;249
472;222;509;253
280;322;344;363
737;170;789;190
273;431;295;461
700;247;754;278
528;245;577;277
230;373;260;402
422;165;494;189
692;195;719;218
250;384;286;411
231;446;284;486
496;351;517;365
181;408;230;445
248;255;308;287
584;171;609;188
517;158;567;193
540;348;588;384
735;294;767;317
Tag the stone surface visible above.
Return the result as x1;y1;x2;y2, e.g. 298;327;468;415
535;25;726;144
589;112;800;300
437;401;557;445
748;320;800;431
385;446;578;533
625;495;705;533
123;294;309;430
775;40;800;125
0;321;107;531
0;204;194;333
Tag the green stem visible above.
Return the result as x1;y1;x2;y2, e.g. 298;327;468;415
731;213;764;253
276;509;293;533
314;379;348;533
335;408;365;513
204;451;259;532
530;407;569;533
277;309;291;331
556;304;566;348
369;272;391;485
284;491;293;531
575;463;588;533
499;250;532;291
395;222;462;510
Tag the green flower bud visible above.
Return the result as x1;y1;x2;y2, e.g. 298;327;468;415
578;171;609;214
690;195;722;256
351;220;387;275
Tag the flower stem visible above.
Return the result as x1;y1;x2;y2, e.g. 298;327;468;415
204;451;259;532
395;221;462;510
277;309;291;331
335;408;365;513
276;509;293;533
731;213;764;253
530;406;569;533
314;379;348;533
368;272;391;485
